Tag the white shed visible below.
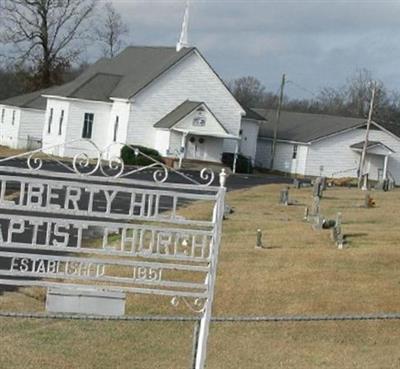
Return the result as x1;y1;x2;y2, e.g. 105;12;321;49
0;89;50;149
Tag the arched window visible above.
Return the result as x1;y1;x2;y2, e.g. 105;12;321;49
113;116;119;142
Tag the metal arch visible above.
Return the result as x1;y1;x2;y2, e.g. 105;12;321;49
0;139;221;187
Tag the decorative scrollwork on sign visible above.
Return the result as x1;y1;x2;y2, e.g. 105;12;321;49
153;165;169;183
199;168;215;186
26;152;43;171
171;296;207;313
100;156;125;178
0;139;220;186
72;152;100;176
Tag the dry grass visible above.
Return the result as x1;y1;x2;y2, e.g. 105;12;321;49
1;184;400;368
0;145;27;157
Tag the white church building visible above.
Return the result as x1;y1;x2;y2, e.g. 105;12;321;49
0;2;262;167
40;46;245;162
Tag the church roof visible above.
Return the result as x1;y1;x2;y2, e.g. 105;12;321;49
254;109;367;143
0;87;55;110
255;109;400;143
46;46;195;102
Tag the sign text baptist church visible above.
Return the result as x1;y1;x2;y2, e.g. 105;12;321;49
0;142;226;369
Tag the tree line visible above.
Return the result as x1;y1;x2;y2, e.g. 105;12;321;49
0;0;129;99
228;70;400;123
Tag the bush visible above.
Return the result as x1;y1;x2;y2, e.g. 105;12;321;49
120;145;163;166
221;152;253;174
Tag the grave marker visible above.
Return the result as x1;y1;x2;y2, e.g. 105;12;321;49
279;187;289;206
255;229;263;249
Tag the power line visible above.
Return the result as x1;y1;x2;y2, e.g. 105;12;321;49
286;79;318;98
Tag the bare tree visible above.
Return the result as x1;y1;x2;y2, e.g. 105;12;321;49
0;0;95;89
316;86;346;115
228;76;266;107
96;2;129;58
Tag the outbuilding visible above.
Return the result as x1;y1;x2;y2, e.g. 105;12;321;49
255;109;400;184
0;89;51;150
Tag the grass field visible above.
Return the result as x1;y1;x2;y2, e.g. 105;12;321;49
1;183;400;368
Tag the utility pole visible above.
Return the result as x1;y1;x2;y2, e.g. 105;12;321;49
270;73;285;170
357;83;376;188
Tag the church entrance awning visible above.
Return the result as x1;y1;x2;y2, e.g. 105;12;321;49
350;141;395;156
171;128;239;140
154;100;240;140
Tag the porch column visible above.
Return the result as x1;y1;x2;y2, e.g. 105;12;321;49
383;154;390;180
178;132;188;169
232;140;239;174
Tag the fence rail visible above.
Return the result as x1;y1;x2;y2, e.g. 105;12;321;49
1;311;400;322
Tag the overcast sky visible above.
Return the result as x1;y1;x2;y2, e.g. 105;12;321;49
96;0;400;99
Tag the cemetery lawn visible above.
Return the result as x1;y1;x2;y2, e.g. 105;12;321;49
1;184;400;368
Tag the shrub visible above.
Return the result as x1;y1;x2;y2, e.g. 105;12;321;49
120;145;163;166
221;152;253;174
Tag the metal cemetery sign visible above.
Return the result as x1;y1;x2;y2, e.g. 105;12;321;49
0;140;226;369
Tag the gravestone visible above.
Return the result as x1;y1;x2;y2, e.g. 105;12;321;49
310;196;320;217
313;177;325;198
312;214;324;230
255;229;263;249
329;212;344;248
279;187;289;206
304;207;309;221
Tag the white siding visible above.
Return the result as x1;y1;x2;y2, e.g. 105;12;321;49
107;101;131;158
154;130;171;156
240;119;259;163
43;98;112;157
169;131;182;156
274;142;298;174
0;106;21;149
255;139;272;168
42;99;71;156
126;52;242;155
19;109;45;149
255;138;308;175
305;126;400;182
296;145;308;175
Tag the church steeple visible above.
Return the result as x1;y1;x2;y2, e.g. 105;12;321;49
176;0;190;52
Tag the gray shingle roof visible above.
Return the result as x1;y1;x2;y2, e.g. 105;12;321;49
243;107;266;122
154;100;203;129
0;87;55;110
254;109;367;143
46;46;195;102
378;122;400;138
